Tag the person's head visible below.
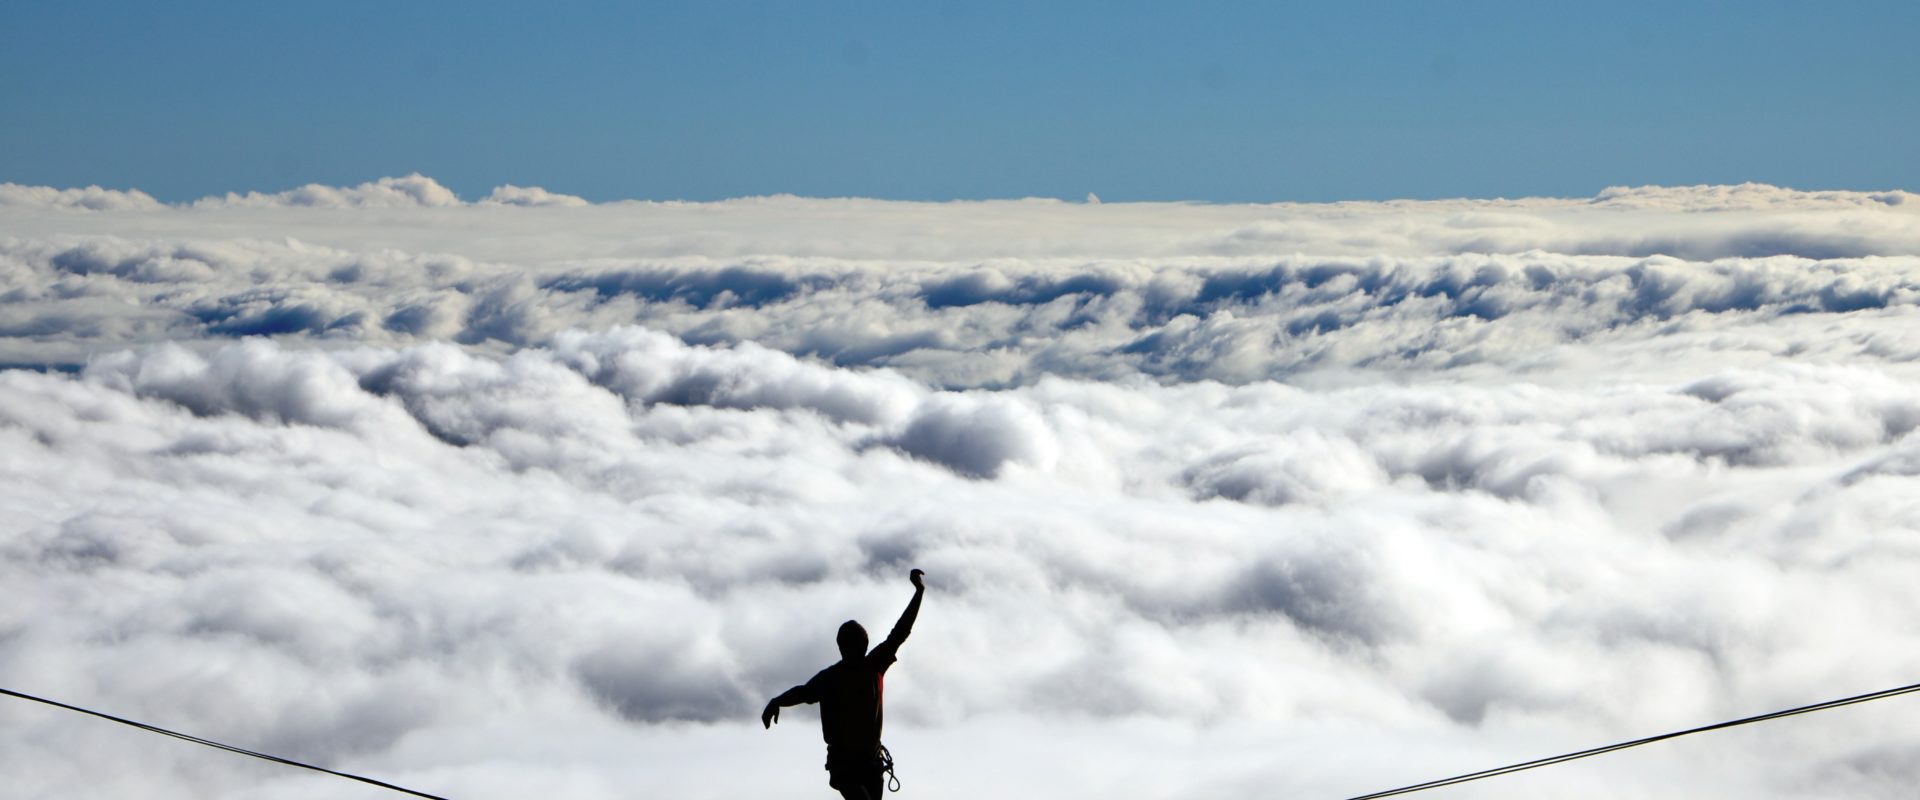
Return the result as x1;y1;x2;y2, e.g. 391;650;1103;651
836;620;868;662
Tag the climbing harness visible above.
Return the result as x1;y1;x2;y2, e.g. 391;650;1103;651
878;742;901;792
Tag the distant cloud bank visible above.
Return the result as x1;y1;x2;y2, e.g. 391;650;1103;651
182;173;592;209
0;182;165;212
7;174;1916;213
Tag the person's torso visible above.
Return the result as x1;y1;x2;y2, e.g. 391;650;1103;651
816;658;887;752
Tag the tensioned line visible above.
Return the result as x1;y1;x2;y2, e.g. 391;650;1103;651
7;681;1919;799
1342;680;1920;799
0;687;452;800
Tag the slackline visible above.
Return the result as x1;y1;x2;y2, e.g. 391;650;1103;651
9;679;1919;799
1343;680;1920;799
0;687;451;799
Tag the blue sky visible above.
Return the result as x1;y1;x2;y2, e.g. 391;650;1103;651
3;0;1916;203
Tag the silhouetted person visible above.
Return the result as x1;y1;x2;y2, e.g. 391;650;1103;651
763;569;926;799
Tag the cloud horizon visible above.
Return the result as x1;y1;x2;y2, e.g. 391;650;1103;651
6;172;1917;211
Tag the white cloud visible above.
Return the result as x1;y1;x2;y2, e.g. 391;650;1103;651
0;182;164;211
1592;182;1918;211
194;173;466;209
8;225;1920;387
4;178;1920;798
481;184;591;207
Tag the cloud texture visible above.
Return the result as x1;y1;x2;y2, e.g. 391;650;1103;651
4;179;1920;799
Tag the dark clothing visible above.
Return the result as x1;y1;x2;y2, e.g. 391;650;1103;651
804;643;898;761
826;756;884;800
810;651;894;800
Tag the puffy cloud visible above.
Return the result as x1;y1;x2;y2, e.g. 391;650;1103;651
883;394;1058;478
1592;183;1918;211
194;173;465;209
5;180;1920;798
0;182;164;211
2;176;1918;389
8;228;1920;386
162;175;591;210
481;184;591;207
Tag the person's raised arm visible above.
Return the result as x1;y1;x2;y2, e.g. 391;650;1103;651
761;681;820;729
872;569;926;661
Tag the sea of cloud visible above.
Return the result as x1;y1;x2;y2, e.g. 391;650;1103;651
4;176;1920;799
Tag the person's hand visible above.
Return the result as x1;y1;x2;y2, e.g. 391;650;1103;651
910;568;925;590
762;701;780;729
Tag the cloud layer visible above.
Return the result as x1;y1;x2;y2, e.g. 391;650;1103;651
178;174;588;210
4;179;1920;799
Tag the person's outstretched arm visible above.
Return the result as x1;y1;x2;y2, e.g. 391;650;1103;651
762;682;820;729
870;569;926;662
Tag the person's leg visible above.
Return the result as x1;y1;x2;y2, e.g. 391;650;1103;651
829;769;873;800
